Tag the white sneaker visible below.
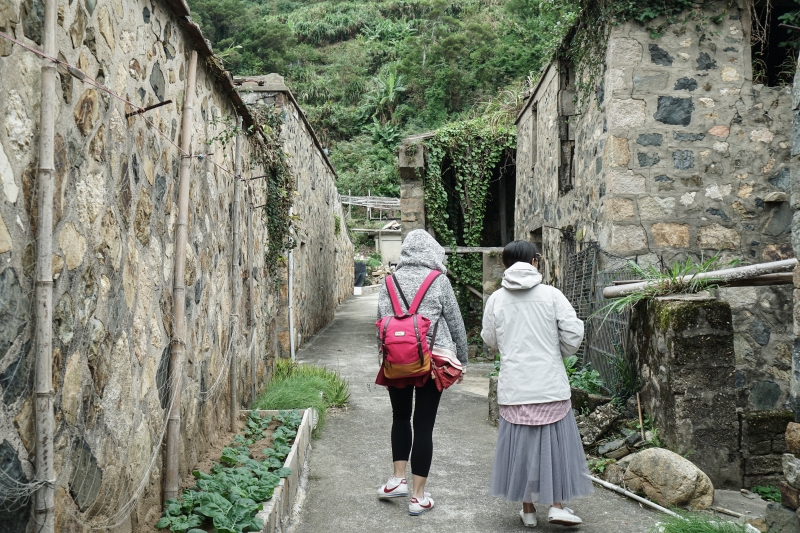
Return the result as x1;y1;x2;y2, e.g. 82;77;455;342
408;493;434;515
520;509;537;527
377;476;407;499
547;506;582;526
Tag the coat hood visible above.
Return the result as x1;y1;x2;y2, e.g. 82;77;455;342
501;261;542;290
396;230;447;274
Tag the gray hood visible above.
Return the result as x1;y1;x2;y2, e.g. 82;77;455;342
501;262;542;290
396;230;447;274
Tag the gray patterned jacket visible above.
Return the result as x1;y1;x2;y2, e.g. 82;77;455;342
377;230;469;366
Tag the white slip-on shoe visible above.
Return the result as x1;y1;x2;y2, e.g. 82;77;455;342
408;494;434;515
519;509;537;527
547;506;582;526
377;476;408;499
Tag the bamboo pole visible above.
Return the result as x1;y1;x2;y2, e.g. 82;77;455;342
230;116;242;431
601;258;798;299
246;185;256;404
164;50;198;503
33;0;57;530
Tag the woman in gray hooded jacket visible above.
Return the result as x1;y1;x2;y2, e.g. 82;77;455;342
483;240;593;528
375;230;468;516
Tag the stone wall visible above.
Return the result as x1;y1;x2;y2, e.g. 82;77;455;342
631;296;741;488
0;2;351;530
237;77;354;355
793;54;800;421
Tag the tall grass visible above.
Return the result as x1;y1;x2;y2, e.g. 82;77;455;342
651;513;749;533
254;360;350;434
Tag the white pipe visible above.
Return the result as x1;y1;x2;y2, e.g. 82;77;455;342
589;475;680;518
288;206;296;361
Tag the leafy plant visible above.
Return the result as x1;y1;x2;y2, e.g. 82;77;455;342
596;254;740;319
156;410;303;533
752;485;781;503
487;353;501;377
564;355;604;394
587;457;615;475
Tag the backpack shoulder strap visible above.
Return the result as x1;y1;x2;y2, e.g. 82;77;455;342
391;274;411;311
408;271;442;315
385;275;405;316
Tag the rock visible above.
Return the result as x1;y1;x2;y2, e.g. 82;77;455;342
0;212;11;254
765;502;800;533
5;91;34;156
607;198;635;220
54;293;74;345
608;38;642;67
587;394;613;412
639;197;675;219
624;396;639;419
610;225;647;252
134;189;152;246
73;89;99;136
61;353;82;426
150;61;166;102
697;224;739;250
607;170;645;194
606;446;631;460
649;44;673;66
673;150;695;170
488;376;498;426
769;168;791;191
97;6;114;51
637;153;660;167
69;5;86;48
637;134;663;146
76;172;105;224
58;223;86;270
100;209;122;270
634;71;669;91
674;78;698;91
721;67;739;82
602;462;626;485
765;192;788;203
708;125;730;137
599;438;626;456
675;132;704;141
624;432;642;446
571;386;589;412
608;99;646;129
0;142;18;203
0;267;28;360
623;448;714;509
697;52;717;70
783;481;800;510
654;96;693;126
787;424;800;455
604;136;630;168
765;202;792;236
652;223;690;247
785;454;800;489
577;402;620;446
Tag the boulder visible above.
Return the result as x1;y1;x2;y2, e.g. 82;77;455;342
570;387;589;412
599;438;626;456
602;463;626;485
577;403;620;446
587;393;613;412
765;502;800;533
784;454;800;489
623;448;714;510
781;481;800;511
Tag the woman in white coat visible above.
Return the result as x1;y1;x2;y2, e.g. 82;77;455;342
482;240;593;528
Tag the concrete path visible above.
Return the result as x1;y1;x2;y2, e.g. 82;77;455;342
292;293;660;533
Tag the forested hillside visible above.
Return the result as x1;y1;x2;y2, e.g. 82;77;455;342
187;0;571;196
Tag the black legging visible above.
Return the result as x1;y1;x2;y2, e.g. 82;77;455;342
387;379;443;478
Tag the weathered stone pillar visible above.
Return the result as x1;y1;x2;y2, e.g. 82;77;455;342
398;141;426;239
791;54;800;421
482;251;505;305
631;295;741;488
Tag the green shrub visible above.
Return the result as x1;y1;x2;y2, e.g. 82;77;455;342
255;360;350;435
564;355;604;394
752;485;781;503
649;513;749;533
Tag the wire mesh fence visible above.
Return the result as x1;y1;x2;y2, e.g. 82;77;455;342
560;242;639;394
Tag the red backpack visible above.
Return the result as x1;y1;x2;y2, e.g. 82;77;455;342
376;271;441;380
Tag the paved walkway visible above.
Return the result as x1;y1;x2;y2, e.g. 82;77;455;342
292;293;660;533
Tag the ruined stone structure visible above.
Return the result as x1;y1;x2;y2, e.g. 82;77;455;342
514;2;795;487
0;1;351;530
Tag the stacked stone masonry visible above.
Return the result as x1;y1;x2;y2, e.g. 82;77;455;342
0;1;351;531
514;2;795;486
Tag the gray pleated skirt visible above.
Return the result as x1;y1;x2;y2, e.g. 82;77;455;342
489;409;594;505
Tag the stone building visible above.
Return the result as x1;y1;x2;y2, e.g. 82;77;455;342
0;0;351;530
514;1;794;487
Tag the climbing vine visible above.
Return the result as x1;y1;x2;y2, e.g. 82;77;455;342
422;118;515;328
250;106;296;287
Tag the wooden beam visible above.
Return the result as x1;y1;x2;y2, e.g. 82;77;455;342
443;246;504;254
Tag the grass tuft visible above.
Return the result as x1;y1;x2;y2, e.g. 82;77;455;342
651;513;749;533
254;359;350;435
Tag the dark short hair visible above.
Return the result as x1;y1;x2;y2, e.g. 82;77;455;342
502;240;538;268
